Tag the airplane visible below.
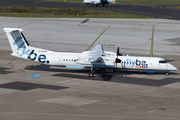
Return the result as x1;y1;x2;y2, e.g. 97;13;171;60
4;28;177;77
83;0;116;7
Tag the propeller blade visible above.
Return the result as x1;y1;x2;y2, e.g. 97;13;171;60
115;45;122;67
117;45;122;56
117;46;119;56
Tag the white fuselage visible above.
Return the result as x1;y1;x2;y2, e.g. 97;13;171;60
83;0;116;5
13;47;177;73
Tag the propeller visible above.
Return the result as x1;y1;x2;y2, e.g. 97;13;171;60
117;45;122;56
115;45;122;67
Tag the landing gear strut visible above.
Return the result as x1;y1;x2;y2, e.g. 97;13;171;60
89;67;96;77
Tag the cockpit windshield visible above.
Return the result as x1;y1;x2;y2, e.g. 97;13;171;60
159;60;167;63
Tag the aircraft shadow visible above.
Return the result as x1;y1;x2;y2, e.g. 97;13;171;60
52;73;180;87
0;67;15;74
26;64;180;87
0;81;69;91
26;64;90;73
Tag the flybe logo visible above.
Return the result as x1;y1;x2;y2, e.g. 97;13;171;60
13;36;50;64
13;36;31;57
126;59;148;68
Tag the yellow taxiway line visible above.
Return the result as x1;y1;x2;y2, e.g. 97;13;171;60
85;25;110;51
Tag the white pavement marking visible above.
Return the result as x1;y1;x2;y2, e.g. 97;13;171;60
38;96;99;106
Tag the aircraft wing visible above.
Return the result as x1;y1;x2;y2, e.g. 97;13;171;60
89;45;104;63
75;45;105;65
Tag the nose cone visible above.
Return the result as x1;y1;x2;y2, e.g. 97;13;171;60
170;64;177;71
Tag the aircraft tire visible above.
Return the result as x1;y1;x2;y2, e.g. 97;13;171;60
166;72;169;75
89;73;94;77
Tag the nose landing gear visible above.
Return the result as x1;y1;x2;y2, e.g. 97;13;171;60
165;72;169;75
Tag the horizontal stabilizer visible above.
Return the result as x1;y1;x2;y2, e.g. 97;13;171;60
4;28;23;33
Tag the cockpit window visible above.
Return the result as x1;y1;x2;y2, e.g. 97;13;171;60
159;60;167;63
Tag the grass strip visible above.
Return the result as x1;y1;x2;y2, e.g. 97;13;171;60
43;0;180;4
0;5;154;18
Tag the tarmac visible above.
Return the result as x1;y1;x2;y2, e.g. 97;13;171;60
0;17;180;120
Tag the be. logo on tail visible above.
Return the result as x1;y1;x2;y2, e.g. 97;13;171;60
28;50;49;63
13;36;50;64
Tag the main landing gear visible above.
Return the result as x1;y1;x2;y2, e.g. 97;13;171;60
89;67;96;77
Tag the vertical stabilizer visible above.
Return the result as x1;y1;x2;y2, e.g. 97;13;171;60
4;28;31;57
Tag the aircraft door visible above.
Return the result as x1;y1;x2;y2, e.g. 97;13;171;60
58;57;63;65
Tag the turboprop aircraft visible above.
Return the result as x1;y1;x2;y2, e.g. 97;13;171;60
4;28;177;77
83;0;116;7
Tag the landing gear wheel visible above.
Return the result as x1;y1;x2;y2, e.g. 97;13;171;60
166;72;169;75
89;73;94;77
